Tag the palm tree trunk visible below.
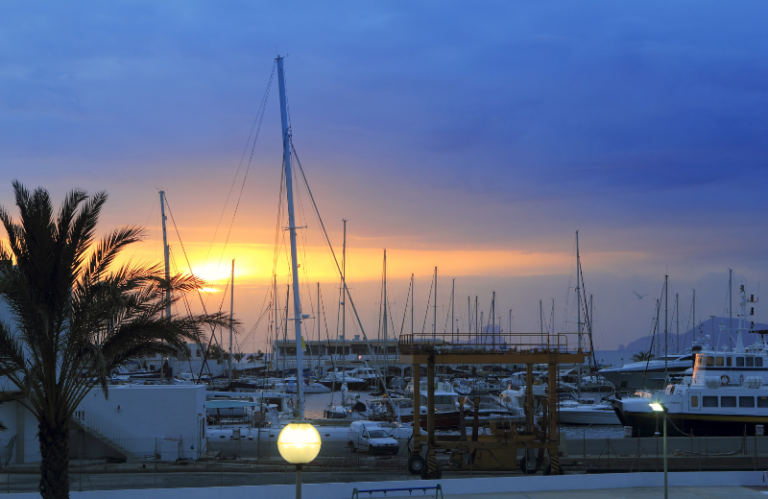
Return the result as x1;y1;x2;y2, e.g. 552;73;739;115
38;416;69;499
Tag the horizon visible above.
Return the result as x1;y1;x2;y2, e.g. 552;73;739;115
2;2;768;352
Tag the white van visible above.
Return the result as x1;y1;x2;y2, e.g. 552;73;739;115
347;421;399;455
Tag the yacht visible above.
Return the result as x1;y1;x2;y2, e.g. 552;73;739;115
611;286;768;436
599;349;700;391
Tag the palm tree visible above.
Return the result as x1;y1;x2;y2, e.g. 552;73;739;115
0;182;228;499
631;350;655;362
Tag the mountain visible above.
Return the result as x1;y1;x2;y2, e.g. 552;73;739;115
619;316;768;354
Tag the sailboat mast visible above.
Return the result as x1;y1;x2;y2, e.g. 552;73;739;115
664;274;668;381
433;267;438;342
341;219;347;406
159;191;172;319
451;279;455;342
411;274;414;336
276;56;306;420
676;293;679;352
491;291;496;349
539;300;544;347
693;289;696;339
576;230;582;398
729;268;733;350
229;259;234;383
383;249;388;374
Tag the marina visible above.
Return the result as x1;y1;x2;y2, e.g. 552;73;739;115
2;5;767;498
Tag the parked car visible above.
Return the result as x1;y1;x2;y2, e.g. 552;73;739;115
348;421;400;455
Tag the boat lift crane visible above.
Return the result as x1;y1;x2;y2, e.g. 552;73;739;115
399;331;587;478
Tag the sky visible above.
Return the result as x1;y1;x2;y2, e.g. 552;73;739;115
1;1;768;353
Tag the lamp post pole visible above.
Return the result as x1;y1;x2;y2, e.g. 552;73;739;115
650;402;668;499
663;409;667;499
296;464;303;499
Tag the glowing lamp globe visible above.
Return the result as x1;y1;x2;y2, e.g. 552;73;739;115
277;423;322;464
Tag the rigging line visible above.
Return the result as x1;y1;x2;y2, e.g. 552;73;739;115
420;274;434;336
204;62;276;273
213;70;276;277
398;278;412;337
163;195;226;353
292;148;315;318
271;158;287;277
289;142;395;404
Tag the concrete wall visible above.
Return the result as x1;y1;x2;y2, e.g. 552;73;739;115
0;401;42;465
78;385;206;459
1;385;206;464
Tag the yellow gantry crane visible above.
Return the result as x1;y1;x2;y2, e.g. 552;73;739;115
399;332;587;478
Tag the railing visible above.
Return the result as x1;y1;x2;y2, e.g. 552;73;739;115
398;332;586;355
72;410;144;458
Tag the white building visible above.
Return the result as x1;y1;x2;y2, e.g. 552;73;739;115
0;384;206;465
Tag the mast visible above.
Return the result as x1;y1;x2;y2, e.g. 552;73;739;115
159;190;171;383
539;300;544;347
411;274;414;336
655;299;660;359
576;230;582;398
590;294;597;392
316;282;320;375
491;291;496;349
693;289;696;339
341;219;347;406
451;279;455;342
433;267;438;342
383;249;388;375
229;259;234;383
475;296;478;345
277;56;306;420
664;274;668;381
676;293;679;351
467;296;471;341
729;268;733;351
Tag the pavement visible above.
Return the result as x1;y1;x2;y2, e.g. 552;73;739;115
443;487;768;498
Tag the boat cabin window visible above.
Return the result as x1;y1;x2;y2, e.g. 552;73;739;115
720;396;736;408
690;395;698;408
716;357;724;367
737;357;745;367
757;358;764;367
747;357;754;367
759;397;768;408
726;357;732;367
740;397;755;408
706;356;714;367
702;396;718;408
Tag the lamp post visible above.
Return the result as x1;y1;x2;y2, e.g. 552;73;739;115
277;423;322;499
649;402;667;499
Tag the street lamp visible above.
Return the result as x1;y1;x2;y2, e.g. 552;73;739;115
277;423;322;499
649;402;668;499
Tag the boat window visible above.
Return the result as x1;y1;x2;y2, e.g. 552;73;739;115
720;396;736;408
737;357;745;367
706;357;714;367
726;357;732;367
747;357;754;367
690;395;698;408
702;396;718;408
740;397;755;408
757;358;764;367
759;397;768;408
716;357;724;367
434;395;454;405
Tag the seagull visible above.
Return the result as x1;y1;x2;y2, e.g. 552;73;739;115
633;291;648;300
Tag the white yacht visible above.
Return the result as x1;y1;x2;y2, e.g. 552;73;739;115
612;286;768;436
599;349;700;391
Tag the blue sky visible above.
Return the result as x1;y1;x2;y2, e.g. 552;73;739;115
1;1;767;351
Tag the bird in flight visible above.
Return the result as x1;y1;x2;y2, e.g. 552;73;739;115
633;291;648;300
